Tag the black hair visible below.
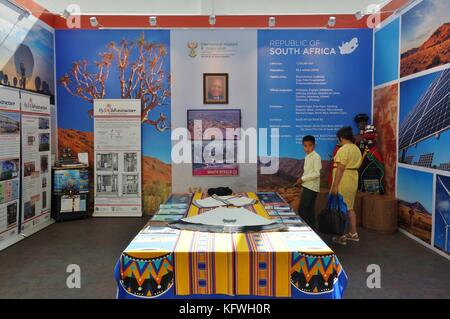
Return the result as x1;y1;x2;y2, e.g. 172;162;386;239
302;135;316;145
336;126;355;143
354;113;369;124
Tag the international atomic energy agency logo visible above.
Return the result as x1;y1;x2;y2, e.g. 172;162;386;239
187;41;198;58
339;37;359;55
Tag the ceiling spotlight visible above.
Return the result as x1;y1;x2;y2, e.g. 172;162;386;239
366;4;381;15
149;16;157;26
327;16;336;27
354;10;364;20
89;16;99;27
61;9;71;19
17;10;30;20
268;16;276;27
209;15;216;26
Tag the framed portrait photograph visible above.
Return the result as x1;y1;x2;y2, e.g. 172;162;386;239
203;73;229;104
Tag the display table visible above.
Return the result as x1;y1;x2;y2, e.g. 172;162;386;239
114;192;347;299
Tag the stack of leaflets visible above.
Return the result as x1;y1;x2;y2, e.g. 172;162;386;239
159;204;188;210
256;192;296;221
266;209;280;217
141;226;179;234
151;214;184;222
277;210;297;216
165;193;193;206
279;216;304;225
151;193;193;222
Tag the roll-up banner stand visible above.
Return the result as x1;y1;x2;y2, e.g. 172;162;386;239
0;86;22;250
20;91;54;237
93;99;142;217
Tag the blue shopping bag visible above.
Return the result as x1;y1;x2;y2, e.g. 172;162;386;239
318;194;348;235
326;193;348;214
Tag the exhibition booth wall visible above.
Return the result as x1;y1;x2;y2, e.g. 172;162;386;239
55;28;373;212
373;0;450;257
0;0;449;259
0;4;57;249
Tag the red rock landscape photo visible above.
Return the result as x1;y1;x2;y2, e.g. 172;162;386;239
401;22;450;77
373;84;398;196
398;200;432;243
257;157;331;210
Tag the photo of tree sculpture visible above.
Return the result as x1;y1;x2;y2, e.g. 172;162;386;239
59;33;170;132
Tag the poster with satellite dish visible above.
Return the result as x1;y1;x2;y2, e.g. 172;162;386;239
0;2;54;102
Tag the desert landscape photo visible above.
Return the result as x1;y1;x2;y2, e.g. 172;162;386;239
258;157;331;210
398;200;432;243
397;166;434;243
400;0;450;77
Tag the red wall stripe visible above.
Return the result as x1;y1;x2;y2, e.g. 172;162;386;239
15;0;412;30
14;0;55;27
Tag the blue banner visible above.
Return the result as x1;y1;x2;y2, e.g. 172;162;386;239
258;29;373;162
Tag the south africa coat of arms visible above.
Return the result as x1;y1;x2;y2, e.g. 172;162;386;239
187;41;198;58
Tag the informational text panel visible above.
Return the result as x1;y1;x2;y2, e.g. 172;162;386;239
93;99;142;217
20;91;52;234
0;87;21;247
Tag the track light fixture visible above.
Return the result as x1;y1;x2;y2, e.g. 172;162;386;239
354;10;364;20
327;16;336;27
268;16;276;27
89;16;99;27
149;16;157;26
61;9;71;19
209;15;216;26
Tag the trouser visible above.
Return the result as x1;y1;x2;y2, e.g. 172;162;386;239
298;186;318;230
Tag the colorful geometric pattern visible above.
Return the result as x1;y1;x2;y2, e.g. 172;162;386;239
233;232;290;297
174;231;234;296
174;231;290;297
290;252;343;294
115;193;348;299
118;252;174;298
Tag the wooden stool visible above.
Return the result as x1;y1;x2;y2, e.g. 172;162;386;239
354;192;368;226
362;194;398;233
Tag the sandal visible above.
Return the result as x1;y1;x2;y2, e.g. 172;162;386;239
332;235;347;246
344;233;360;242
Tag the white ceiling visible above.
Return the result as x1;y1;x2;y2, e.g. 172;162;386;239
34;0;393;15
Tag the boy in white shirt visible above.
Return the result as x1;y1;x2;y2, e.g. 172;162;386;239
294;135;322;230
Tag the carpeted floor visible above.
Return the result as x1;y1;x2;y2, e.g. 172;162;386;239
0;218;448;299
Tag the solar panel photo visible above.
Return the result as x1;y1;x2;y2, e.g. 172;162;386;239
399;68;450;150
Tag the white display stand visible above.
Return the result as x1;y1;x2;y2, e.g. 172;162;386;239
20;91;54;235
0;86;22;251
0;234;23;252
93;99;142;217
20;217;55;238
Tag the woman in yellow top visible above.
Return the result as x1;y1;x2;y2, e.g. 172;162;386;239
331;126;362;245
